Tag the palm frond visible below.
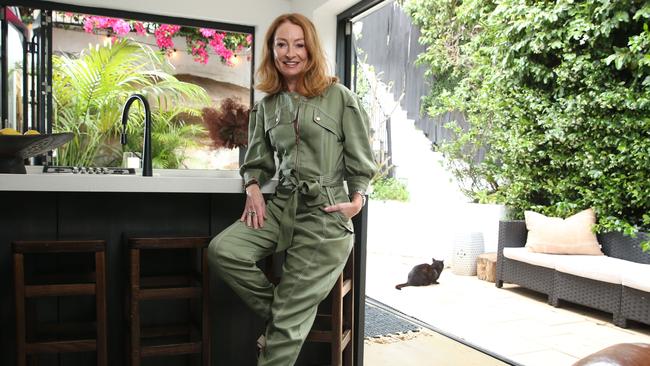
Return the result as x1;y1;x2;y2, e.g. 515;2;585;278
53;38;212;167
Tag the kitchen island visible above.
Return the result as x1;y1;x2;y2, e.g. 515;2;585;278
0;168;368;366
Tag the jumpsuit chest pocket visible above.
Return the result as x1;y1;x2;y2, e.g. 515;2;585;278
264;108;295;151
311;109;343;141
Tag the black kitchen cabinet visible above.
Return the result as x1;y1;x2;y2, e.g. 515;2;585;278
0;191;367;366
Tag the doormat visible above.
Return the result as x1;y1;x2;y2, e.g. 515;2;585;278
364;301;421;340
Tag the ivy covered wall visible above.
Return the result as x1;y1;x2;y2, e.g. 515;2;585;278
406;0;650;238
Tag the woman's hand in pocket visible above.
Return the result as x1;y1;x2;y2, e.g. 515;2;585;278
323;193;363;219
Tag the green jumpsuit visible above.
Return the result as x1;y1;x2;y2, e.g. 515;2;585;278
208;83;376;366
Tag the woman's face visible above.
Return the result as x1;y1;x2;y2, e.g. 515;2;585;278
273;21;308;83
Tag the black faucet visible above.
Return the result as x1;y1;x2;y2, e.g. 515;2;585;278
120;94;152;177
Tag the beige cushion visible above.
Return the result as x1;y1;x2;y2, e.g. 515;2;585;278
503;247;561;269
554;255;625;284
525;208;603;255
622;262;650;292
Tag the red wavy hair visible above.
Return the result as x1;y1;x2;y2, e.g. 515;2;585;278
256;13;337;97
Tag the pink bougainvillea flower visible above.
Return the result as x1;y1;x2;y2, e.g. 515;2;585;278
216;44;233;62
193;49;209;64
83;16;131;36
133;21;146;36
111;19;131;36
209;32;233;62
200;28;216;38
80;16;248;65
95;16;111;29
83;18;94;33
156;35;174;49
208;37;221;51
161;24;181;36
191;40;209;64
154;24;181;49
211;32;225;44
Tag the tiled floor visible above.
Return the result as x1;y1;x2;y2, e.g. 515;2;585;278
365;251;650;366
364;328;509;366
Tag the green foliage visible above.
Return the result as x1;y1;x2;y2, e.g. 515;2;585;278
150;110;206;169
406;0;650;241
354;53;372;103
355;49;397;181
52;38;210;168
371;177;410;202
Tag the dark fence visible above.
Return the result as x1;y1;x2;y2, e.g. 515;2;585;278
353;2;468;147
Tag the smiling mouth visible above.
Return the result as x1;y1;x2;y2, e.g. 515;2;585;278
283;60;300;67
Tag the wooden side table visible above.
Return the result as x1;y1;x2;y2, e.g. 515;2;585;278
477;252;497;282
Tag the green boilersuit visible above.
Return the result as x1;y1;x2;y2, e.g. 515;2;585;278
208;83;376;366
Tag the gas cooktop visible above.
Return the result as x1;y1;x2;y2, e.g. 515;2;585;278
42;166;136;175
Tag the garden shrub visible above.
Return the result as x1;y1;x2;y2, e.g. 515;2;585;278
406;0;650;243
371;177;410;202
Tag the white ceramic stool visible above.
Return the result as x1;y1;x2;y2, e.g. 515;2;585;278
451;232;485;276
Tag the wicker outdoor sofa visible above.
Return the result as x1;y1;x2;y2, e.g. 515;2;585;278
496;220;650;328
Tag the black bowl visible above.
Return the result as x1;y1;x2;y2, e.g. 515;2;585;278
0;132;74;174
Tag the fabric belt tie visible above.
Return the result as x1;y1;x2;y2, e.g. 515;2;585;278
275;170;342;248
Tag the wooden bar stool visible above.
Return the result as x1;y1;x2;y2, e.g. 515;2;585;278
13;240;108;366
264;247;354;366
127;236;210;366
307;246;354;366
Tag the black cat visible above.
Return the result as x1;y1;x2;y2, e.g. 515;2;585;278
395;258;444;290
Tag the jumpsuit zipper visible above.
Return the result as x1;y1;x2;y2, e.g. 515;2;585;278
293;105;301;179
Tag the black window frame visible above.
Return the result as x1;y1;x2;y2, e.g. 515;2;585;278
1;6;29;130
335;3;387;366
336;0;385;87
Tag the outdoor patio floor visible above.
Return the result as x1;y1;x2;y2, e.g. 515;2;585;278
364;251;650;366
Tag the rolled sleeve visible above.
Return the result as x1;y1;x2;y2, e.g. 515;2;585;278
240;102;276;186
342;93;377;193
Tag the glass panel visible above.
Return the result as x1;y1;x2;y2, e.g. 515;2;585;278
351;17;388;176
6;17;24;131
17;7;253;170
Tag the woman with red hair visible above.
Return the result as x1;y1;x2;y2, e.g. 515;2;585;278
209;13;376;365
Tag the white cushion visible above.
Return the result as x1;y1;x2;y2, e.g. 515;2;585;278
504;248;648;288
503;247;562;269
554;256;626;284
621;262;650;292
